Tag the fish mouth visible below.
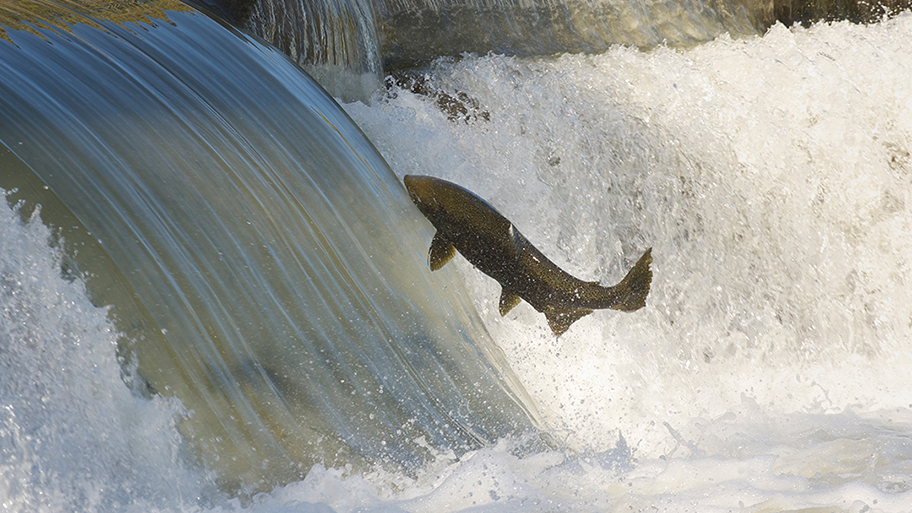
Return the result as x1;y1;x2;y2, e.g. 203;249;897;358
403;175;429;205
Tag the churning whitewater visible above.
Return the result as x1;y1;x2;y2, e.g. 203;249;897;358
2;5;912;513
344;14;912;511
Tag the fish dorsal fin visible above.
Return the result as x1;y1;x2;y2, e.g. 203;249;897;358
544;307;592;337
428;233;456;271
498;288;522;316
508;223;525;255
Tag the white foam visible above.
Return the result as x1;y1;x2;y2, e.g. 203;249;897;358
341;13;912;511
0;196;215;512
256;410;912;511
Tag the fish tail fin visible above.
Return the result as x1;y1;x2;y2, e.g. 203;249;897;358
609;248;653;312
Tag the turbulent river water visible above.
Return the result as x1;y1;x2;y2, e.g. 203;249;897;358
2;0;912;511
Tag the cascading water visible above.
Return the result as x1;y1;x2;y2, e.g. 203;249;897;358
196;0;910;101
202;0;765;100
243;0;385;100
2;0;912;509
0;0;539;500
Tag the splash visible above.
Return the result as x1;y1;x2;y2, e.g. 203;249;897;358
0;196;215;511
342;14;912;509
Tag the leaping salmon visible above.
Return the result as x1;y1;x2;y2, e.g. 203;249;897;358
404;175;652;336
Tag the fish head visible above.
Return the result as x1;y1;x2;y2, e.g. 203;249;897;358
404;175;512;238
404;175;445;219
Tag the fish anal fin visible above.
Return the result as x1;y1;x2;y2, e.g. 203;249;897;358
544;307;592;337
429;233;456;271
498;288;522;316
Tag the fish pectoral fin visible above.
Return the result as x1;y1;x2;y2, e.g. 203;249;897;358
498;289;522;316
428;233;457;271
544;307;592;337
